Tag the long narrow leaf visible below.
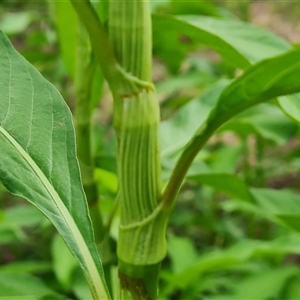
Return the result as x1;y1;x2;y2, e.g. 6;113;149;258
163;48;300;206
153;14;291;70
0;31;110;300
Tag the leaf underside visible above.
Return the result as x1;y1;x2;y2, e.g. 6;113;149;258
0;31;110;299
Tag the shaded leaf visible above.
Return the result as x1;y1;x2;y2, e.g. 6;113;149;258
0;261;51;274
51;234;78;291
53;2;78;79
160;80;227;156
232;266;298;300
189;173;253;202
0;273;65;300
168;235;199;274
221;103;297;144
153;14;290;71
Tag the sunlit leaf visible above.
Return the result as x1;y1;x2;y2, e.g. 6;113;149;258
0;31;110;299
278;93;300;123
0;12;34;35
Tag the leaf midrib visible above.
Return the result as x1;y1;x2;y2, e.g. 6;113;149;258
0;125;107;299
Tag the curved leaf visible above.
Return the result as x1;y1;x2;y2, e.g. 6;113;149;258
0;31;110;299
0;272;64;299
278;93;300;123
214;49;300;121
221;103;297;144
187;169;300;235
185;49;300;154
153;14;291;70
163;49;300;205
160;80;227;156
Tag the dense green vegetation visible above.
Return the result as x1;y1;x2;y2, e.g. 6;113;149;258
1;1;300;299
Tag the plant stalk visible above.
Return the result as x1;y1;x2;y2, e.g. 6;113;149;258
108;1;168;299
72;1;169;298
74;22;113;292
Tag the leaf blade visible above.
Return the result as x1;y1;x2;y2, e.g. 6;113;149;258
0;31;110;299
153;14;291;70
163;48;300;206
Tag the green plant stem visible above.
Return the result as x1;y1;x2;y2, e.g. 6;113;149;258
70;0;119;88
74;23;113;293
115;89;168;300
73;0;167;298
118;262;161;300
74;22;104;235
108;1;167;299
70;0;151;97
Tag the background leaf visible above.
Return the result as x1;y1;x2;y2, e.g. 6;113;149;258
153;14;291;71
187;49;300;155
0;272;65;300
52;1;78;79
278;93;300;123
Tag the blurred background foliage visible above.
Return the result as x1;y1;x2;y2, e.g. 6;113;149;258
1;0;300;299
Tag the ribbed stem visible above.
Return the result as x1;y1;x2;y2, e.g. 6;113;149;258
115;89;168;300
116;91;168;266
118;91;160;223
109;0;152;81
108;1;168;299
71;0;167;298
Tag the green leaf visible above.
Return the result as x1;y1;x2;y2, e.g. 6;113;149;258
160;80;227;156
168;0;219;16
186;49;300;164
208;145;242;173
53;1;78;79
153;14;291;70
232;267;299;300
251;188;300;232
215;49;300;120
168;235;199;274
53;1;104;107
0;204;46;245
278;93;300;123
95;168;118;195
0;32;110;300
0;273;65;300
189;173;253;202
0;12;34;36
51;234;78;291
285;275;300;300
72;268;93;300
226;186;300;234
221;103;297;144
0;261;51;274
162;236;300;296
